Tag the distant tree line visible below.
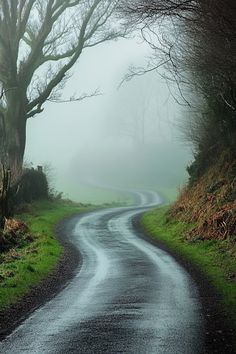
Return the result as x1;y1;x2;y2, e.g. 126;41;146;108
121;0;236;182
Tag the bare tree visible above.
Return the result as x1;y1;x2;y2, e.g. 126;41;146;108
121;1;236;159
118;97;153;147
121;0;198;22
119;1;197;105
0;0;126;180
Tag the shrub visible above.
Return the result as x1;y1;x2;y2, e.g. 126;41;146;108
14;168;49;204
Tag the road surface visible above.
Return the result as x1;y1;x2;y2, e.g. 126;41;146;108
0;191;204;353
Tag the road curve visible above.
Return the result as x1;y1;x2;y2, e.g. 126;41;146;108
0;191;204;354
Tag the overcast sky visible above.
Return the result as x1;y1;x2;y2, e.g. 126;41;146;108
25;36;191;202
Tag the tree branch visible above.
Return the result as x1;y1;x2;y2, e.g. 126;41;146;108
47;89;102;103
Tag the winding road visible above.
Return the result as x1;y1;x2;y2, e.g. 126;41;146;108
0;191;204;354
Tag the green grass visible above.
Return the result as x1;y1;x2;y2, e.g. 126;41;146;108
156;187;178;203
58;183;133;205
0;200;94;310
142;206;236;325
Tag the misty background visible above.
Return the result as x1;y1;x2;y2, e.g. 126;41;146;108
25;36;191;203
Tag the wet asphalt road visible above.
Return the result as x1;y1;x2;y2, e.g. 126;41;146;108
0;191;204;354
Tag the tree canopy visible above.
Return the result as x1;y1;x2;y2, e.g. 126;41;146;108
0;0;125;178
121;0;236;179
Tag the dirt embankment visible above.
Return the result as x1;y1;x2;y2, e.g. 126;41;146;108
171;152;236;242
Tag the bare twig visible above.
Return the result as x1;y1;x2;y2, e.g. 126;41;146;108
47;89;102;103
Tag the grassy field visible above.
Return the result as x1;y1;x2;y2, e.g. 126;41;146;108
142;206;236;325
58;183;133;205
0;200;94;310
157;187;178;203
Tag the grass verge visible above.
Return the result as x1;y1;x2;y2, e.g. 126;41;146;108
0;200;94;310
141;206;236;326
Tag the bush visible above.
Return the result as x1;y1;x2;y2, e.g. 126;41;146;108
14;168;49;205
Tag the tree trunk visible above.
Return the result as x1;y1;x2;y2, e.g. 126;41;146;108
4;116;26;181
0;109;26;227
0;165;11;228
3;88;27;182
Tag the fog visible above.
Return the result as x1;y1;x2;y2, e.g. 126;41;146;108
25;37;191;203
